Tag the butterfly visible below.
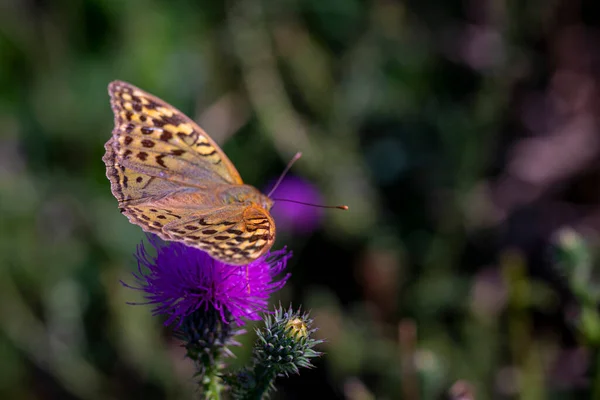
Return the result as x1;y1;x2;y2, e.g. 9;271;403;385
102;81;277;266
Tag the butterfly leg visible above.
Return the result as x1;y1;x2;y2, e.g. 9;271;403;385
246;265;251;294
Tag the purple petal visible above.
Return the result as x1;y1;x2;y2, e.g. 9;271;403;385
123;234;291;327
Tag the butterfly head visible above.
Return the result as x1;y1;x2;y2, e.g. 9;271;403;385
246;189;274;211
259;194;274;211
220;185;274;211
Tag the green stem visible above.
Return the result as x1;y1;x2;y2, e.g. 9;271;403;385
201;362;222;400
179;309;235;400
246;366;276;400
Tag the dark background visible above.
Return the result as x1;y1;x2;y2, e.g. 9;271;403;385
2;0;600;399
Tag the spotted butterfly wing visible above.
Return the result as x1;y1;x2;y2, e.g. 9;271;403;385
103;81;275;265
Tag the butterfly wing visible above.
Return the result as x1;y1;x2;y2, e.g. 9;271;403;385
126;200;275;265
103;80;243;204
103;81;276;265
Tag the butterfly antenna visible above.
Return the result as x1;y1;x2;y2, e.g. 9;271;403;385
272;198;349;210
268;152;348;210
267;152;303;197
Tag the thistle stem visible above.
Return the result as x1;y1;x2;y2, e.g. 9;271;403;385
178;309;235;400
247;366;277;399
201;363;223;400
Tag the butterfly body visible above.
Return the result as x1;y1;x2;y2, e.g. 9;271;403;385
103;81;275;265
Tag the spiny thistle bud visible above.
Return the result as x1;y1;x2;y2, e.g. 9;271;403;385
286;317;309;340
254;306;323;376
225;305;323;399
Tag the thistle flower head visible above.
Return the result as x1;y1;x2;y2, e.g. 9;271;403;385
124;234;291;327
285;317;308;340
254;305;323;376
223;305;324;399
266;176;324;234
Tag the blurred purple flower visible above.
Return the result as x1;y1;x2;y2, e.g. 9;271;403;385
266;175;324;234
124;235;291;327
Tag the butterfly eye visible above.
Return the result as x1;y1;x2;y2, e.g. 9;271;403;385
262;197;274;211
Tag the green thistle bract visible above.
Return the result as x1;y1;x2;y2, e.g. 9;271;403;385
225;305;324;399
254;306;323;376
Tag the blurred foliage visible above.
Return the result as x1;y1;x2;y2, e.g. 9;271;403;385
2;0;600;399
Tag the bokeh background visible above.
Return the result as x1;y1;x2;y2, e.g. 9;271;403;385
2;0;600;399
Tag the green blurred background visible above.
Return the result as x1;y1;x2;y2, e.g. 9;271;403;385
3;0;600;399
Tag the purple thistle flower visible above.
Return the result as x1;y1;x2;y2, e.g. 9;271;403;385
265;175;324;234
124;234;291;327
